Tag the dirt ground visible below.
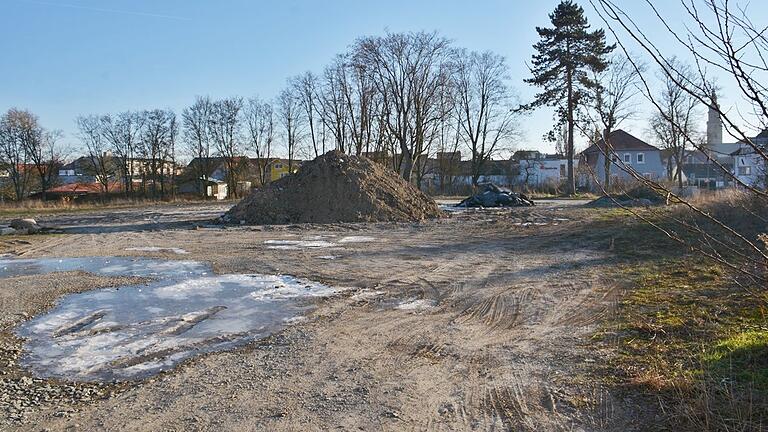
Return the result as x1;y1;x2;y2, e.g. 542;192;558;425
0;200;652;431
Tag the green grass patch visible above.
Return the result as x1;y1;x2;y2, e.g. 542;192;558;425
703;330;768;390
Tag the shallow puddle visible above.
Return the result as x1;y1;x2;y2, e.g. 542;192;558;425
337;236;376;243
2;257;339;382
125;246;189;255
264;236;376;250
264;239;337;249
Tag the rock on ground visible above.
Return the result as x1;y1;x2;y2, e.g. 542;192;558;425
10;219;41;233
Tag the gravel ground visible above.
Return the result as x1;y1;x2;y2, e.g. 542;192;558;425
0;201;648;431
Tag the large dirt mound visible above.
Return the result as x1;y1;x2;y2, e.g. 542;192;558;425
225;150;442;225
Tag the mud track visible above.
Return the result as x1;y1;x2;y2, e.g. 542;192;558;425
0;201;646;431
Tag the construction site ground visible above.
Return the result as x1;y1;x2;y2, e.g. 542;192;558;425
0;199;655;431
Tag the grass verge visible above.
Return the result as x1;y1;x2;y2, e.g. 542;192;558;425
597;236;768;430
0;197;237;218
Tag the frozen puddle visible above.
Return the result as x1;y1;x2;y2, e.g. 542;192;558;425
1;257;339;382
264;236;376;250
125;246;189;255
337;236;376;243
264;239;337;250
396;299;437;311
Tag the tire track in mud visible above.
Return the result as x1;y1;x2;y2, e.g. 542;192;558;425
12;233;70;257
454;286;540;332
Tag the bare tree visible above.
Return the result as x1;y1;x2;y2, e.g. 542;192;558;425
317;56;350;153
549;122;568;156
209;97;244;198
141;109;177;198
28;129;65;200
277;87;304;172
244;96;275;185
454;49;521;186
182;96;214;197
101;111;144;196
2;109;64;200
590;54;644;188
353;31;454;181
76;115;115;195
0;109;34;200
292;72;323;158
649;59;700;188
435;111;462;194
341;59;379;156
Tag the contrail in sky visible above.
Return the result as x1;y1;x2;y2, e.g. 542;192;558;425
18;0;192;21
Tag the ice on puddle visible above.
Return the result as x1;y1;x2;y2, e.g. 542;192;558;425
396;299;437;311
5;256;340;382
264;239;337;250
264;236;375;250
337;236;376;243
351;290;385;300
125;246;189;255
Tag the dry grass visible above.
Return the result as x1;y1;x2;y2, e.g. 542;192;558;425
600;254;767;430
587;190;768;431
0;197;237;218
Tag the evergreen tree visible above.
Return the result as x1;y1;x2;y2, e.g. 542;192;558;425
526;0;614;195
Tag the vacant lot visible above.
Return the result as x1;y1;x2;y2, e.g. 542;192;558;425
0;200;746;431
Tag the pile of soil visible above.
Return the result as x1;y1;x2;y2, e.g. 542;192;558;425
224;150;442;225
588;185;666;207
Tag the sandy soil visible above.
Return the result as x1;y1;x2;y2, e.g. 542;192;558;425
0;201;647;431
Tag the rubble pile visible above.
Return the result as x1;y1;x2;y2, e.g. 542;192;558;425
457;183;535;208
224;150;442;225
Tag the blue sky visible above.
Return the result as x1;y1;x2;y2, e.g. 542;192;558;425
1;0;765;157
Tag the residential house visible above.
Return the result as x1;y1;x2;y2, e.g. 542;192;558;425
179;156;301;199
702;96;766;188
34;181;124;201
59;155;180;190
579;129;666;191
444;159;516;189
268;158;299;182
679;149;734;190
730;129;767;188
58;157;98;184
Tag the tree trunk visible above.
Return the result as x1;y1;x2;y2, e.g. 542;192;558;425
603;128;611;190
566;67;576;196
400;150;414;182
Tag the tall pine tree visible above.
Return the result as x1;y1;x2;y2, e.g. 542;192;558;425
526;0;614;195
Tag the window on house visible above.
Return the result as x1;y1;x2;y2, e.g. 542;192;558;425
623;153;631;163
738;166;752;176
274;163;282;169
636;153;645;164
559;164;566;177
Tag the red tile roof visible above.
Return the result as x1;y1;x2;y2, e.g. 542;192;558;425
48;182;123;194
